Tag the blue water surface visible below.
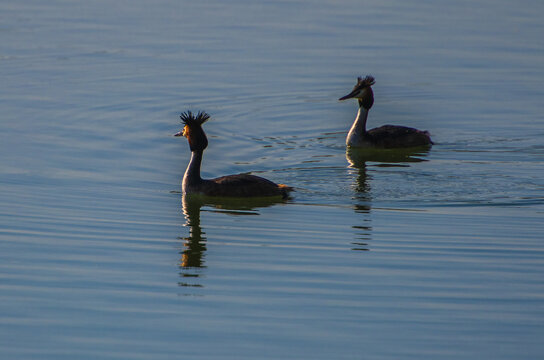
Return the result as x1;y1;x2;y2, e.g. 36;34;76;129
1;1;543;359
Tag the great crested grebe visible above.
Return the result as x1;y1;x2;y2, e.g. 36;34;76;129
339;75;433;148
175;111;293;198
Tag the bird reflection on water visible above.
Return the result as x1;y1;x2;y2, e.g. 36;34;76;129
179;194;288;288
178;195;207;288
346;147;430;168
346;147;430;251
346;146;430;204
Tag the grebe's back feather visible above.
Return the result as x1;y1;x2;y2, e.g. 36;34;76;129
366;125;433;148
205;174;292;198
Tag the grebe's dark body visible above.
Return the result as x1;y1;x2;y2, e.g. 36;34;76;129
339;75;433;149
188;173;291;198
175;111;292;199
355;124;432;148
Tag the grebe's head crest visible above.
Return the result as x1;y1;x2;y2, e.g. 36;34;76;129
339;74;375;109
175;110;210;151
180;111;210;126
357;75;375;87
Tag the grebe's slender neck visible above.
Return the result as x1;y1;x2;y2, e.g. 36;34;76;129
183;150;203;192
346;100;369;145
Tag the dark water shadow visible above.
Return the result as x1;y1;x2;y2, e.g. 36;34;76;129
178;194;288;288
345;147;430;252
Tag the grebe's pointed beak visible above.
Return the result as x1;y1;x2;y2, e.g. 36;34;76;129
339;88;359;101
174;125;189;137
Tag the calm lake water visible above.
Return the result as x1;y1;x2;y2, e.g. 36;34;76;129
1;0;543;359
